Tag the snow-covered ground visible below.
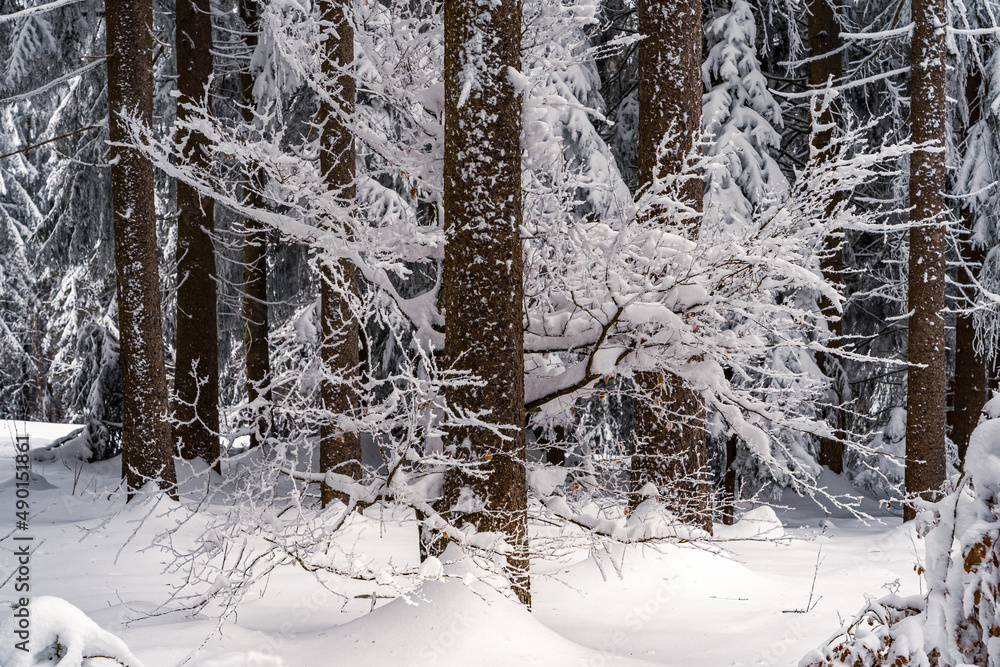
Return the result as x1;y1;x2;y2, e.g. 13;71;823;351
0;422;921;666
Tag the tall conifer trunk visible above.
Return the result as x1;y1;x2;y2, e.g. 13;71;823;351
318;0;361;507
239;0;273;449
809;0;845;475
904;0;947;521
630;0;711;533
441;0;530;605
106;0;177;496
174;0;220;470
951;66;987;464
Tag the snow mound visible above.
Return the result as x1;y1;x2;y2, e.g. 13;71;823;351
0;597;144;667
418;555;444;580
714;505;785;540
311;578;653;666
965;419;1000;490
0;470;58;491
982;394;1000;420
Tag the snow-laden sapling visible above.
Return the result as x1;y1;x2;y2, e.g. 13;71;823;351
801;410;1000;666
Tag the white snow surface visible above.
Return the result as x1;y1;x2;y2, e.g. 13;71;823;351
0;424;923;666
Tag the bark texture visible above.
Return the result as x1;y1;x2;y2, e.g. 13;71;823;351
631;0;711;533
809;0;845;475
951;65;987;464
319;0;361;507
174;0;220;468
441;0;530;606
722;432;738;526
952;242;987;463
904;0;948;521
239;0;273;449
106;0;176;496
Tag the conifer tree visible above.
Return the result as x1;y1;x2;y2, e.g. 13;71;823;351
951;63;988;464
318;0;362;507
808;0;846;474
701;0;795;515
631;0;712;532
173;0;220;469
904;0;948;520
106;0;177;496
239;0;273;450
441;0;530;605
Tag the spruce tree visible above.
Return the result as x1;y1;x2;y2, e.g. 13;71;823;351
106;0;177;496
441;0;530;605
808;0;846;474
702;0;791;520
904;0;948;520
631;0;712;532
951;63;987;464
238;0;273;450
174;0;220;469
318;0;362;507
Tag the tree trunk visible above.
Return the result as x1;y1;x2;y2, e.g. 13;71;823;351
319;0;361;507
545;425;567;467
630;0;711;533
106;0;177;497
950;65;987;465
904;0;947;521
722;432;737;526
441;0;529;606
239;0;273;450
809;0;845;475
174;0;220;471
952;244;987;463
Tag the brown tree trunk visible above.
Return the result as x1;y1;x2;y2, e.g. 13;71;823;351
809;0;845;475
951;66;987;464
318;0;361;507
630;0;711;533
952;244;987;463
106;0;177;497
904;0;948;521
441;0;529;606
174;0;220;471
239;0;273;450
545;425;567;467
722;432;737;526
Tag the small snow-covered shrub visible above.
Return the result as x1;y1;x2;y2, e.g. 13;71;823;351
802;414;1000;667
0;596;143;667
917;418;1000;666
799;595;927;667
29;427;91;464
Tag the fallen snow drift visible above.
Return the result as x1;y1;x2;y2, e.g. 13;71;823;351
714;505;785;540
293;578;655;667
1;420;926;667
